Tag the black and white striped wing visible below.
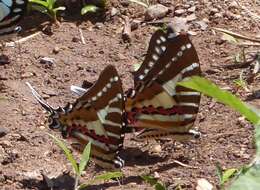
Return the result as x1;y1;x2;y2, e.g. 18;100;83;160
60;65;125;169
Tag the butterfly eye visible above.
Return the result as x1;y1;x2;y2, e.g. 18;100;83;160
193;132;201;139
48;118;60;130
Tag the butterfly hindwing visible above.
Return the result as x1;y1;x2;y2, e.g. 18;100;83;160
126;26;201;140
61;65;125;169
28;65;125;169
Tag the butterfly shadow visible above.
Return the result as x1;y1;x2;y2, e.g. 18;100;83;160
19;173;75;190
120;147;168;167
80;175;144;190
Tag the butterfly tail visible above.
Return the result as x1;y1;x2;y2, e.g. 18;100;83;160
26;82;55;113
26;82;65;130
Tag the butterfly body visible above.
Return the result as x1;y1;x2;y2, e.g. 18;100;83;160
27;65;125;169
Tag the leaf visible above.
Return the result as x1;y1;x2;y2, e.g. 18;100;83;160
78;171;123;189
178;76;260;125
141;175;167;189
155;182;167;190
48;134;79;175
81;5;100;15
78;142;91;175
141;175;158;186
215;163;223;185
222;168;237;183
94;171;123;181
29;0;48;7
229;163;260;190
30;4;48;13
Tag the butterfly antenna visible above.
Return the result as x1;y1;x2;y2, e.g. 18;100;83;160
70;85;88;96
26;82;54;113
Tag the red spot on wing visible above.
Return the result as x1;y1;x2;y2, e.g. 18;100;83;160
127;106;184;126
67;124;119;145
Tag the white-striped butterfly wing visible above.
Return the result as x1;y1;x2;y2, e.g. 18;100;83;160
60;65;125;169
126;26;201;140
0;0;27;36
28;65;125;169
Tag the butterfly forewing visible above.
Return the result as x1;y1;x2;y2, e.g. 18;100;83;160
126;26;201;139
60;65;125;169
133;29;170;85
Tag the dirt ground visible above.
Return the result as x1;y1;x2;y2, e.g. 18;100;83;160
0;0;260;189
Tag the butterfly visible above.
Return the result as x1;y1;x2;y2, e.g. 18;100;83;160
124;25;201;140
69;26;201;141
0;0;27;37
27;65;126;169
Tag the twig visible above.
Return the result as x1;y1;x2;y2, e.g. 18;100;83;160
79;28;86;45
122;16;131;43
237;43;260;47
5;31;41;47
213;27;260;43
172;159;198;169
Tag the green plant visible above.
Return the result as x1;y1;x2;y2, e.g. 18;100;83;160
81;0;106;15
129;0;150;8
216;163;238;189
29;0;65;23
78;171;123;189
141;175;167;190
233;71;250;92
178;76;260;189
49;134;123;190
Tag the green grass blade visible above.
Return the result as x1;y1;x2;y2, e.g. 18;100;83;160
78;171;123;189
178;76;260;125
30;4;48;13
81;5;100;15
155;183;167;190
48;134;79;175
94;171;123;181
29;0;48;7
141;175;157;186
216;163;223;185
78;142;91;175
47;0;54;9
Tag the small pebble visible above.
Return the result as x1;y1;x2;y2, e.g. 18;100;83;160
53;47;60;54
175;9;186;16
145;4;169;21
